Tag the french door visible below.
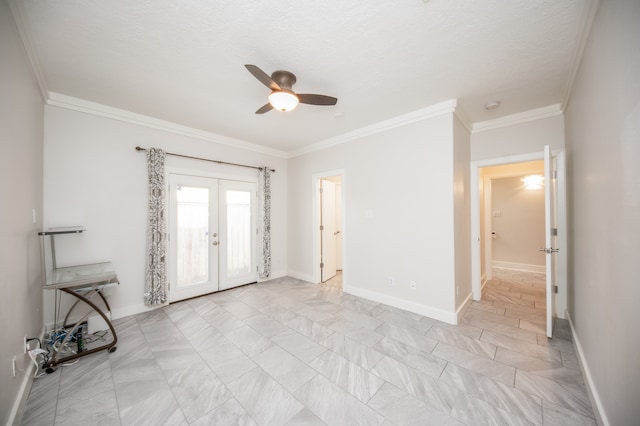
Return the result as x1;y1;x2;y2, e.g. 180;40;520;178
168;174;257;302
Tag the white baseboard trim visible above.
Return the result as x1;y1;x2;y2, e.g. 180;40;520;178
8;327;45;426
492;261;545;273
343;284;457;325
455;292;473;324
287;270;314;283
567;312;609;426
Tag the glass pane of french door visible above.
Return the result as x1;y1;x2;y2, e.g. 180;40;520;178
219;180;257;290
169;174;219;302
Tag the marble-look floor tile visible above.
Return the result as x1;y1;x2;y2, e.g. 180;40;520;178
57;354;114;411
451;391;532;426
560;350;581;370
462;309;521;328
515;370;593;418
320;332;384;370
467;317;539;343
421;317;484;339
223;325;274;357
481;330;561;363
309;350;384;403
377;310;431;335
285;314;335;343
294;374;385;426
432;342;515;386
371;356;459;413
228;368;303;425
326;318;384;346
519;319;547;334
375;322;439;353
54;388;120;426
427;326;497;359
494;347;562;372
333;309;384;330
374;337;447;379
219;300;259;319
440;363;542;424
272;330;327;363
536;333;576;354
542;399;597;426
284;408;327;425
163;358;232;422
190;397;256;426
243;313;290;338
21;369;61;426
252;345;317;393
196;332;257;385
367;382;464;426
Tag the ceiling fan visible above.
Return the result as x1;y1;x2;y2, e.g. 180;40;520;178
245;64;338;114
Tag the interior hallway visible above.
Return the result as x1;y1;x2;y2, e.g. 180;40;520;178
21;269;593;425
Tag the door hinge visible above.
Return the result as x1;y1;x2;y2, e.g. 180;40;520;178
552;228;558;236
320;225;324;231
553;285;558;294
320;262;324;268
319;187;323;193
553;170;558;179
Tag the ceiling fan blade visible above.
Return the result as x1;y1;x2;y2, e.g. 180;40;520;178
245;64;281;91
297;93;338;106
255;103;273;114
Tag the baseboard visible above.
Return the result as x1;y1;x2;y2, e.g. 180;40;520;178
455;292;473;324
343;284;457;325
259;270;287;282
567;312;609;426
8;327;45;426
492;261;545;273
287;269;314;283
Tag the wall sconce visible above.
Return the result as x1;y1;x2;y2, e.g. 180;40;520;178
523;174;544;190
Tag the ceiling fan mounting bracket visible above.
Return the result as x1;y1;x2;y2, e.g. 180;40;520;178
271;70;296;90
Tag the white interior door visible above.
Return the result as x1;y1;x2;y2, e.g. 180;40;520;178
335;183;343;270
321;180;337;282
219;180;257;290
169;174;219;302
543;146;558;337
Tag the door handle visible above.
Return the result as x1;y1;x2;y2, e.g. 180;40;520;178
334;231;341;235
539;248;560;254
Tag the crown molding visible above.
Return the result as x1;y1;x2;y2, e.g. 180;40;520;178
471;104;563;133
287;99;458;158
561;0;600;111
453;105;473;133
47;93;288;158
8;0;49;101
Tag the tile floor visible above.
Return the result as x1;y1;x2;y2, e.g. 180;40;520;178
21;269;596;425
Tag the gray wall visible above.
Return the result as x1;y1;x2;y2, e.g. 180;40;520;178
0;0;45;422
564;0;640;423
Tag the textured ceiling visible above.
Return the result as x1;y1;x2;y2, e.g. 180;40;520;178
15;0;590;153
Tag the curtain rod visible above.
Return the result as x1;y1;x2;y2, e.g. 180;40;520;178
135;146;275;173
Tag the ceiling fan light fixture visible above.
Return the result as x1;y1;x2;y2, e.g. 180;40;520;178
269;90;299;112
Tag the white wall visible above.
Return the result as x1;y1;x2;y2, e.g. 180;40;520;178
564;0;640;424
43;106;287;320
288;113;462;322
0;1;44;422
453;115;471;311
471;115;565;161
491;175;545;269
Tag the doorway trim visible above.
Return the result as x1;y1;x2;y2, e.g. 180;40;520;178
470;150;567;318
312;169;346;285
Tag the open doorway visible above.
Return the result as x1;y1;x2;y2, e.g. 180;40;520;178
470;149;567;338
312;170;345;286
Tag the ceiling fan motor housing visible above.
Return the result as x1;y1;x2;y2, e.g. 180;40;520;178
271;70;297;90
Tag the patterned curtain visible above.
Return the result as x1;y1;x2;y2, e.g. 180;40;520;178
144;148;168;305
258;168;272;278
